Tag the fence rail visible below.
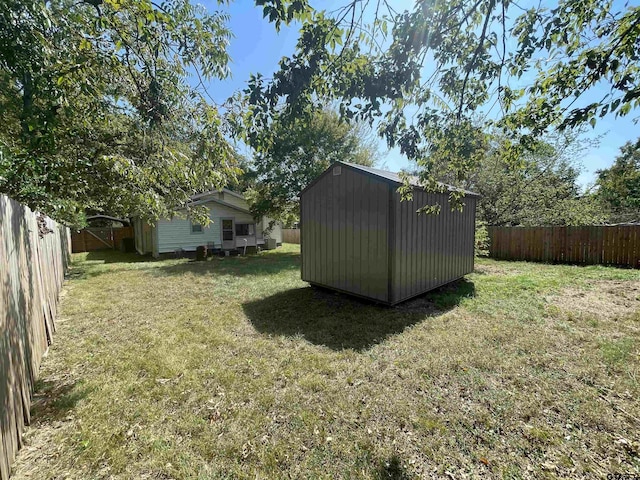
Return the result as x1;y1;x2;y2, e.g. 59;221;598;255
0;195;70;479
282;228;300;244
488;225;640;268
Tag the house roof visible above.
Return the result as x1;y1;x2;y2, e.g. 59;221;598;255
188;196;252;215
339;162;481;198
191;188;245;201
187;188;252;214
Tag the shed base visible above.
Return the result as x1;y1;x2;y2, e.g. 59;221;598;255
306;275;468;306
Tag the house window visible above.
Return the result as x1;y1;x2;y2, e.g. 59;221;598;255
191;223;203;234
235;223;254;236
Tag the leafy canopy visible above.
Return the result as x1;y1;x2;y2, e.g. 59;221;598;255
4;0;637;222
470;131;605;226
0;0;310;225
596;139;640;223
243;0;640;210
239;108;380;221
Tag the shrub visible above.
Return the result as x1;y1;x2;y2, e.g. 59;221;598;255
475;221;490;257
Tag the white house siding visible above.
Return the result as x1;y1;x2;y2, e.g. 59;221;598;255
269;218;283;244
218;193;283;245
257;217;283;244
155;202;254;255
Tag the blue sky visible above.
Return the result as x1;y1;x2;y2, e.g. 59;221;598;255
203;1;638;188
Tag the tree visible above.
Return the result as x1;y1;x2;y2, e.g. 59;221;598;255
470;131;605;226
240;108;380;221
0;0;308;225
596;140;640;223
243;0;640;211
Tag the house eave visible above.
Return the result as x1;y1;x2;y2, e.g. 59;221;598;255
187;197;252;215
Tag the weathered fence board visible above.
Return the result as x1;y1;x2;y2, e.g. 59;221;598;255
488;225;640;268
282;228;300;244
0;195;70;479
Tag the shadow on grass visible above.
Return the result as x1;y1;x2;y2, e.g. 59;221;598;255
81;251;152;264
29;378;92;423
68;249;301;281
151;251;301;278
243;279;475;351
375;456;412;480
66;251;160;280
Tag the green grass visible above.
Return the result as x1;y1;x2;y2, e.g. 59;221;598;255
12;245;640;479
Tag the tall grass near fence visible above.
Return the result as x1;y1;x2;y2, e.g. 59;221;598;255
0;195;70;479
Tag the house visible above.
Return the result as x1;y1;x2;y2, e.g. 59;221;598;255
300;161;479;305
133;189;282;257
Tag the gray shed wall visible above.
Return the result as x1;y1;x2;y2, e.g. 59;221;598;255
389;189;476;303
301;166;390;302
301;164;477;305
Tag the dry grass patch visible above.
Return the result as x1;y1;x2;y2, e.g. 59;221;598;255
547;280;640;320
10;248;640;479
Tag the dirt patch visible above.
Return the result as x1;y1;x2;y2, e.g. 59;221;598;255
548;280;640;319
473;263;513;276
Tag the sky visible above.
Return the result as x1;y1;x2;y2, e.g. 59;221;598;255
202;0;638;188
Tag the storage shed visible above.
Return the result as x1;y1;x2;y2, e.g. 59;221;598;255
300;161;479;305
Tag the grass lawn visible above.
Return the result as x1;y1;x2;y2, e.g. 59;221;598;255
12;244;640;479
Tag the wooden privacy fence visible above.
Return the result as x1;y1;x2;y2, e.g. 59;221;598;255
71;226;134;253
488;225;640;268
0;195;70;479
282;228;300;244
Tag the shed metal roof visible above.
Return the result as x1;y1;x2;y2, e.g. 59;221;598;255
339;162;480;198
